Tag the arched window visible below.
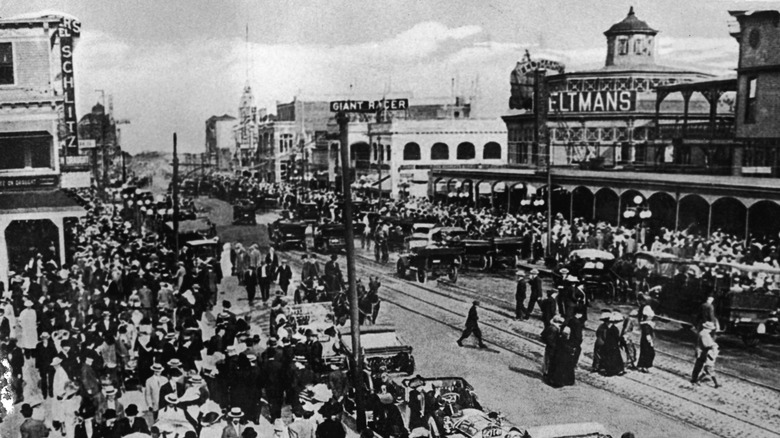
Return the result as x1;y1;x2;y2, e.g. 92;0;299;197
483;142;501;159
431;143;449;160
403;143;421;161
457;142;475;160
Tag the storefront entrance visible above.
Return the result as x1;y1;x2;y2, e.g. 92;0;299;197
4;219;60;274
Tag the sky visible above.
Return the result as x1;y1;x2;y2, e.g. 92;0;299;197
1;0;779;154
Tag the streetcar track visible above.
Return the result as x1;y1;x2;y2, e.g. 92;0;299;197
349;259;780;437
277;246;780;436
355;252;780;395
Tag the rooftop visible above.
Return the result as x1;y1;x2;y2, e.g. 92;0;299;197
604;7;658;36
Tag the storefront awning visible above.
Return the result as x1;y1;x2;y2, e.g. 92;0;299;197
0;189;86;215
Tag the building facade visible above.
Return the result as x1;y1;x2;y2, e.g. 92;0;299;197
431;7;780;240
0;13;86;286
205;114;235;171
234;84;258;170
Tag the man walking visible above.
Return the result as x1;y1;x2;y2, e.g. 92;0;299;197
457;300;487;348
527;269;542;320
515;271;527;320
691;321;718;387
277;259;293;295
258;260;271;303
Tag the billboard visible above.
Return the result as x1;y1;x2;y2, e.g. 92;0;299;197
58;18;81;154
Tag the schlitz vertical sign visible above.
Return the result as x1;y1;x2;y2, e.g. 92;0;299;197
58;18;81;155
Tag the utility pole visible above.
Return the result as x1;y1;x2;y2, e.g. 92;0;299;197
172;133;180;264
337;110;366;430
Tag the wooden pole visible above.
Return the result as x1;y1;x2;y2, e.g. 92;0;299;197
172;133;180;265
337;111;366;430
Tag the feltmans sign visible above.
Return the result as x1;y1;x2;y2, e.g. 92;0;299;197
330;99;409;113
548;90;636;113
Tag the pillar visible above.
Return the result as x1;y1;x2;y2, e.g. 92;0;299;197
707;203;713;238
592;193;597;221
745;208;750;244
674;195;681;232
616;194;622;227
52;216;67;267
0;217;8;289
507;185;512;213
569;190;574;224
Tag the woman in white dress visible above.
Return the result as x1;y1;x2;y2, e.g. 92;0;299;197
19;299;38;356
221;243;233;280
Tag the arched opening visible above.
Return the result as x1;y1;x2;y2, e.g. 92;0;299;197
678;194;709;235
647;192;677;232
433;178;448;203
571;186;594;221
476;181;493;209
538;185;570;220
350;142;370;169
493;182;508;211
403;142;421;161
509;182;529;214
711;197;746;237
748;200;780;240
431;143;449;160
5;219;60;274
456;142;476;160
594;188;619;225
483;142;501;160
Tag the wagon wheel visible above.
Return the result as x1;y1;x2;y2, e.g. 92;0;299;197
396;260;406;278
479;255;490;271
417;269;427;283
448;266;459;283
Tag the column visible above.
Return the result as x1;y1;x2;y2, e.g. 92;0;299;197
592;193;597;221
569;190;574;224
507;185;512;213
0;217;8;289
707;204;713;238
616;195;622;227
674;195;681;232
745;208;750;244
53;216;67;267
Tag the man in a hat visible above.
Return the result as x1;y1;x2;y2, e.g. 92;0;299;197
592;309;611;373
145;363;166;419
514;271;528;320
19;403;48;438
315;403;346;438
159;369;185;410
288;405;315;438
527;269;542;320
456;301;487;348
0;306;10;343
126;403;150;434
258;258;272;302
34;331;57;398
222;407;245;438
276;259;294;295
691;321;718;386
696;295;720;334
19;299;38;357
199;410;224;438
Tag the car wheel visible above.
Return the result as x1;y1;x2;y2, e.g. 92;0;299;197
742;334;760;347
479;255;489;271
448;266;458;283
417;269;426;283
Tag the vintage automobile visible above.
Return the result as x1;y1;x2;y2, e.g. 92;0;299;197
337;325;415;375
489;237;524;270
408;223;438;249
397;245;464;283
380;215;416;252
269;220;308;250
232;198;257;225
164;218;216;245
313;223;347;253
184;238;220;262
636;251;780;346
297;201;320;222
566;249;618;303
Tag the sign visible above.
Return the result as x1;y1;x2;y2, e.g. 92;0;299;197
509;52;565;110
513;58;566;76
58;18;81;154
330;99;409;113
548;90;636;113
78;139;96;149
0;175;59;190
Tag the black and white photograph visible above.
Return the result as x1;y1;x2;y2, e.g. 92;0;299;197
1;1;779;437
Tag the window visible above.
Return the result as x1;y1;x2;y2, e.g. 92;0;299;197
646;37;654;56
431;143;449;160
403;142;420;161
617;37;629;55
745;77;757;124
280;134;293;153
385;145;391;162
456;142;475;160
0;133;52;170
0;43;13;85
633;37;643;55
483;142;501;160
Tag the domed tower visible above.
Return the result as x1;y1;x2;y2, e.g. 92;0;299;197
604;7;658;68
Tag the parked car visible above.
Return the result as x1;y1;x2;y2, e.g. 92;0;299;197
337;325;415;375
269;220;308;250
397;246;464;283
314;223;347;253
232;198;257;225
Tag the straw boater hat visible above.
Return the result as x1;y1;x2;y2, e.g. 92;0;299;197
610;311;624;323
151;363;164;372
103;386;117;396
165;393;179;404
227;407;244;418
702;321;716;331
599;309;612;321
642;306;655;318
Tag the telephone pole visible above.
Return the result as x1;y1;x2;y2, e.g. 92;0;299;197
172;133;180;263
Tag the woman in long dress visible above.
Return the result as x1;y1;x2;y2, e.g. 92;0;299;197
637;319;656;373
18;300;38;357
549;326;578;387
220;243;233;281
602;313;626;377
